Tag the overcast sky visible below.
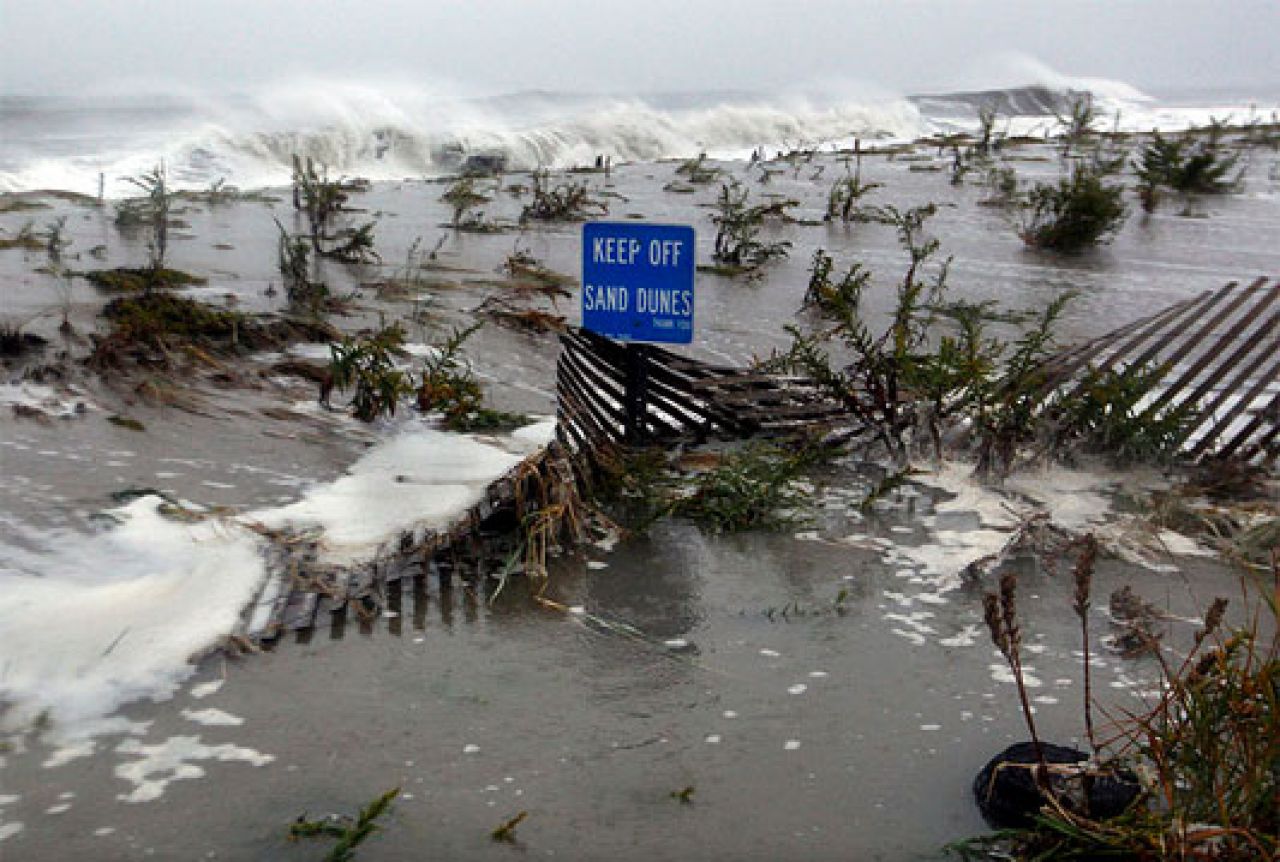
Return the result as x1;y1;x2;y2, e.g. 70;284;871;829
3;1;1277;97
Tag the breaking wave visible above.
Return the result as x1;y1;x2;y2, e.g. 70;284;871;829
0;70;1270;195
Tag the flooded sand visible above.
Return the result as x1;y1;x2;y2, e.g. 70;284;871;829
0;513;1247;860
1;137;1278;859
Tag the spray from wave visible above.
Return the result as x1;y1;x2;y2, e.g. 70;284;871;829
0;61;1273;196
0;80;927;195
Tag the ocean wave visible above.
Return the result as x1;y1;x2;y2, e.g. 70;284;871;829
0;84;928;194
0;74;1271;196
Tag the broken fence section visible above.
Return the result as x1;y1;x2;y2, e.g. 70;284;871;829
237;277;1277;642
556;327;850;452
238;442;582;644
1029;276;1279;465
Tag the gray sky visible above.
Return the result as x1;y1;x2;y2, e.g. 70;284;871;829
3;0;1277;97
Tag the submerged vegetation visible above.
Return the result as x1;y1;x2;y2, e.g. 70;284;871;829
520;169;608;223
289;787;399;862
1134;127;1242;212
1017;162;1127;252
114;164;173;273
83;266;206;293
291;155;380;263
327;324;415;422
594;441;826;535
325;321;529;431
705;179;793;275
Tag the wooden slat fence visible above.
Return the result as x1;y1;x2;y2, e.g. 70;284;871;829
1027;277;1279;464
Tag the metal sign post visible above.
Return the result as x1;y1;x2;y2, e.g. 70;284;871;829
581;222;695;443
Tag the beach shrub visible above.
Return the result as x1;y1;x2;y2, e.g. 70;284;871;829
414;322;529;431
115;164;174;276
765;204;956;461
1017;163;1127;252
767;206;1098;473
440;176;493;230
1134;128;1241;212
707;179;791;273
802;249;871;314
591;442;824;535
1050;362;1198;464
824;163;881;223
675;153;722;184
274;219;331;312
328;324;414;422
975;105;1004;156
1054;93;1099;156
519;170;607;223
670;444;818;532
291;155;379;263
979;163;1019;207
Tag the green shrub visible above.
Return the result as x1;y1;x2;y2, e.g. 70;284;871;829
708;179;791;272
1135;128;1241;211
328;324;414;422
1018;163;1127;252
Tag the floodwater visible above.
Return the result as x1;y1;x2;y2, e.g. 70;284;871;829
1;139;1277;859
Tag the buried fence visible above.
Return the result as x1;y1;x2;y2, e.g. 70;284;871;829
238;442;582;645
239;277;1277;642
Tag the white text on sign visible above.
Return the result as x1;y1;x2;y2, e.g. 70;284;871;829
592;237;684;267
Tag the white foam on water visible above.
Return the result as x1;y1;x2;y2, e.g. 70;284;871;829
189;680;224;700
0;794;20;844
113;735;274;803
939;625;981;648
180;708;244;727
0;382;92;419
0;498;267;738
990;663;1043;688
2;422;556;751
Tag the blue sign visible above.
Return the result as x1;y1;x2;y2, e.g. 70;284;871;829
581;222;695;344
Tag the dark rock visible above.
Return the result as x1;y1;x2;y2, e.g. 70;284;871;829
974;741;1141;829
